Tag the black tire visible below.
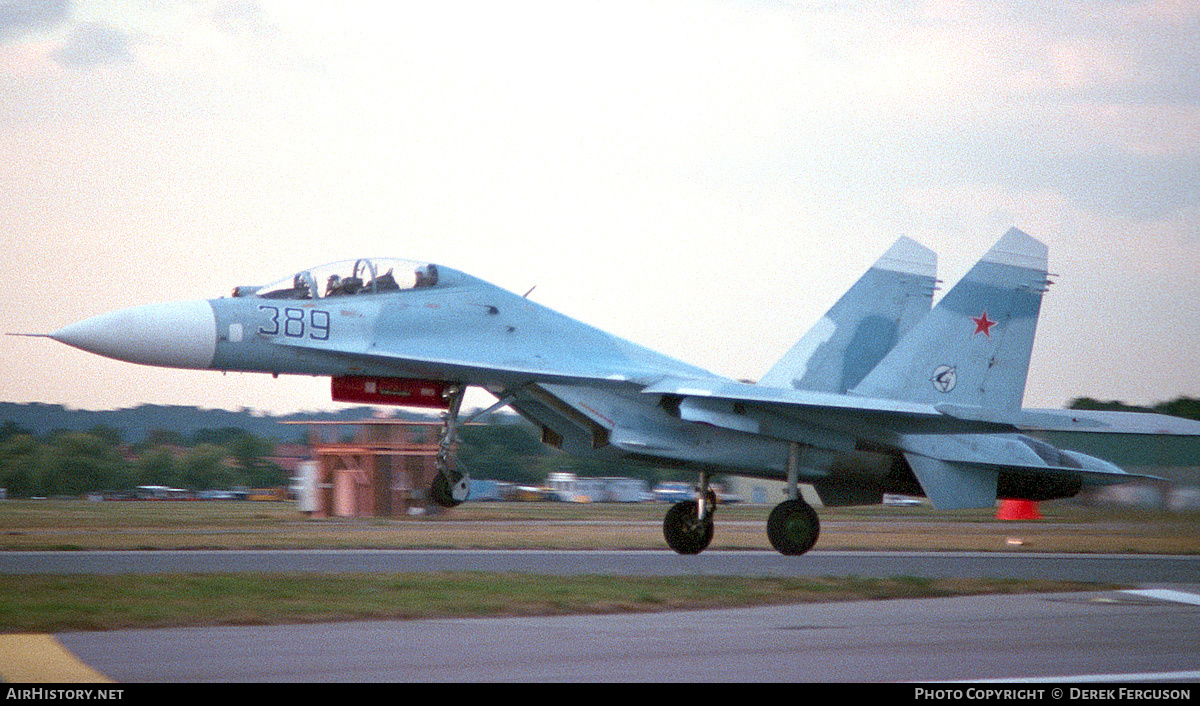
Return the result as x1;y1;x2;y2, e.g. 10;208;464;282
663;500;714;555
766;499;820;555
430;472;465;508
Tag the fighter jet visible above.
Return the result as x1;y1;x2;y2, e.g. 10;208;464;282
37;229;1200;555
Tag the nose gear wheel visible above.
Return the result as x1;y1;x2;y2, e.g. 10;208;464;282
429;385;471;508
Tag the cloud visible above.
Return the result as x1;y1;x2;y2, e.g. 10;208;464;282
0;0;70;43
210;0;277;38
2;0;1198;412
51;21;132;67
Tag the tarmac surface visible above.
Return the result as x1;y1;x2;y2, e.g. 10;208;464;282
50;586;1200;682
3;549;1199;683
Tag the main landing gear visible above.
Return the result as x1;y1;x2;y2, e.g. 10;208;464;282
663;491;716;555
662;470;719;555
763;442;821;555
663;448;821;556
766;499;820;555
661;493;820;556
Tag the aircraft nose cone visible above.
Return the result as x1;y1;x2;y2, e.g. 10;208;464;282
51;300;217;369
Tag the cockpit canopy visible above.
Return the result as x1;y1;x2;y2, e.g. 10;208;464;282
235;259;440;300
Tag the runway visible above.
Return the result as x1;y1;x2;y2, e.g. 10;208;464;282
4;550;1198;683
3;548;1199;583
50;587;1200;682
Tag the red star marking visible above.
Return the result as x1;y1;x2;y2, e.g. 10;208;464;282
972;312;996;337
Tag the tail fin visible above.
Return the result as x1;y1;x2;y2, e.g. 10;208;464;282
759;236;937;393
850;228;1050;410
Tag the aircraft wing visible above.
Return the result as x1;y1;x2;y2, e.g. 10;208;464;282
641;375;1176;509
1011;408;1200;435
645;375;1200;440
644;376;949;422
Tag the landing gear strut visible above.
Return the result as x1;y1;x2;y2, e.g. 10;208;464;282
430;385;471;508
765;442;820;555
663;471;717;555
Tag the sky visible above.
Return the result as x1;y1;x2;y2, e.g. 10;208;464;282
2;0;1198;415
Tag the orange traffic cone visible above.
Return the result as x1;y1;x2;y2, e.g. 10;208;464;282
996;499;1041;520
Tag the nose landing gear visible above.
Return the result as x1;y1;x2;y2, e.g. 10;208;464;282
430;385;471;508
427;386;520;509
430;468;470;508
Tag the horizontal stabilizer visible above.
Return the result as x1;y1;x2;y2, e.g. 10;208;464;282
1015;460;1162;486
903;450;1154;510
904;453;997;509
899;430;1160;479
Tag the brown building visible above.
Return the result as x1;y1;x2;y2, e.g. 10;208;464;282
294;420;447;517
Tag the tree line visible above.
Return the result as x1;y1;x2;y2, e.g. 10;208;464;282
457;423;692;489
0;418;691;498
5;395;1191;498
0;422;285;498
1069;396;1200;420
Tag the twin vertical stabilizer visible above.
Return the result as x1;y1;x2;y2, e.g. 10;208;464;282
761;228;1055;510
763;228;1050;412
759;236;937;393
851;228;1050;411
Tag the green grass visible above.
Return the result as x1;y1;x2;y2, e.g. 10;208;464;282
1;499;1196;553
0;500;1166;631
0;573;1112;633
